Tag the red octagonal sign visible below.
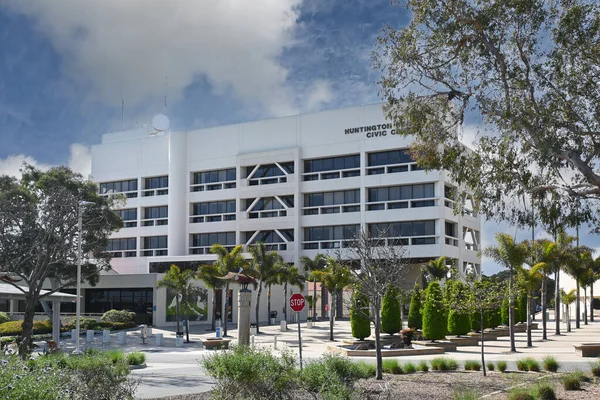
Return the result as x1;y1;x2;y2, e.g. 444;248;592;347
290;293;306;312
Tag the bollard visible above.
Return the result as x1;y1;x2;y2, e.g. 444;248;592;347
251;335;255;348
280;320;287;332
155;333;163;346
273;335;278;350
119;331;127;345
176;335;184;347
86;330;94;343
103;329;110;344
71;329;77;341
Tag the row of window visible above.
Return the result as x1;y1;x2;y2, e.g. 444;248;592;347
367;183;435;203
100;150;421;195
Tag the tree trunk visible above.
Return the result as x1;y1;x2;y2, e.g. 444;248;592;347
554;270;561;335
283;282;288;322
224;283;229;337
584;286;588;325
526;294;532;348
19;292;37;357
508;268;516;352
211;289;217;331
185;300;191;343
542;274;547;340
267;284;272;325
336;289;343;319
374;302;383;380
591;285;595;322
480;310;486;377
329;292;335;341
567;305;571;332
255;283;263;334
321;285;327;320
312;278;317;320
175;295;181;334
576;282;581;328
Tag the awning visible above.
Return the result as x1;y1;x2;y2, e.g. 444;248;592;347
0;283;78;303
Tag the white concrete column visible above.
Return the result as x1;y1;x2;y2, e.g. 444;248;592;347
167;131;187;256
238;289;252;346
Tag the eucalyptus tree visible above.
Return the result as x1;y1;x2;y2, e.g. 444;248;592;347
277;264;306;322
197;264;224;331
375;0;600;229
0;165;122;356
210;244;248;337
247;242;282;333
299;254;327;320
484;233;528;352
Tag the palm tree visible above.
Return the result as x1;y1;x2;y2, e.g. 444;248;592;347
563;246;592;329
517;263;543;347
210;244;248;337
278;264;306;323
561;289;577;333
311;256;353;341
551;230;576;335
591;256;600;322
247;242;282;333
423;256;449;282
524;239;553;340
197;264;224;331
300;254;327;320
578;252;598;325
484;233;527;352
157;264;195;337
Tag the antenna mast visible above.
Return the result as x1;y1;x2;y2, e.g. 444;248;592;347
164;76;168;115
121;79;125;131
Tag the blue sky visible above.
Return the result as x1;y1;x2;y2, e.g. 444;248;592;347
0;1;596;276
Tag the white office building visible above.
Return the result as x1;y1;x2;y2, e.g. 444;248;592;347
86;103;481;326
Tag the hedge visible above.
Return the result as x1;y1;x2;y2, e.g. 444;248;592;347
422;282;447;340
408;284;422;330
350;288;371;340
101;309;135;323
0;319;137;336
381;286;401;335
0;311;10;324
0;319;52;336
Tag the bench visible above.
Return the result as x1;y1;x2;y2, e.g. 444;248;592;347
203;338;231;350
574;343;600;357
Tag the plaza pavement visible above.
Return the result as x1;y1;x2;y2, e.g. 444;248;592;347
50;313;600;399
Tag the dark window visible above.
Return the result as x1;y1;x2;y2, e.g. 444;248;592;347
190;232;236;248
85;288;153;324
304;225;359;241
192;168;236;185
192;200;236;216
115;208;137;222
368;221;436;238
247;163;289;179
367;183;435;204
368;149;414;166
99;179;138;195
304;154;360;173
245;230;293;244
144;206;168;219
304;190;359;207
143;236;168;249
144;176;168;189
106;238;137;251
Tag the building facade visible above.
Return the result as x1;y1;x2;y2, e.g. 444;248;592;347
88;103;481;326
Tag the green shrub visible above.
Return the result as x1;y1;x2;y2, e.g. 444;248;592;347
417;360;429;372
448;309;471;336
516;357;540;372
486;362;495;371
354;362;376;378
542;355;559;372
101;309;136;323
591;361;600;377
516;358;528;371
301;354;374;398
453;390;478;400
562;374;581;391
463;360;481;371
126;352;146;366
535;383;557;400
497;360;507;372
516;288;528;323
350;288;371;340
382;359;403;374
408;284;422;330
202;345;297;400
508;388;535;400
422;282;447;340
106;350;126;365
430;357;458;371
0;319;53;336
0;311;10;324
403;362;417;374
381;286;401;335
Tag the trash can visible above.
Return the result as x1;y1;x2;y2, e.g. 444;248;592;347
216;327;222;338
155;333;163;346
270;311;278;325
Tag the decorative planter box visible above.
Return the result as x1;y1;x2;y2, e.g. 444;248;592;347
412;340;457;352
445;336;480;346
574;343;600;357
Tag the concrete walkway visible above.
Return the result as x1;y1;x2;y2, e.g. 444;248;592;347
47;315;600;399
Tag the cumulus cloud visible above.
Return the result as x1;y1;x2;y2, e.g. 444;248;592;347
0;144;91;177
5;0;303;116
305;80;333;110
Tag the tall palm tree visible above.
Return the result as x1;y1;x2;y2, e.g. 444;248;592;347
278;264;306;322
524;239;553;340
517;263;543;347
591;256;600;322
563;246;592;329
247;242;282;333
157;264;195;337
578;252;597;325
484;233;527;352
561;289;577;333
210;244;248;337
311;256;353;341
197;264;224;331
300;254;327;320
423;256;449;282
551;230;576;335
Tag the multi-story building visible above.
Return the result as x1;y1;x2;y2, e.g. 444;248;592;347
87;103;481;326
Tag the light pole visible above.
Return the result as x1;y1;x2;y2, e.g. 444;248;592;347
75;201;94;354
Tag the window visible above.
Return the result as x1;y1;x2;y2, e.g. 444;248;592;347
142;236;168;256
191;200;236;223
85;288;153;324
191;168;237;192
245;163;292;186
303;224;359;249
368;149;414;166
368;221;436;245
367;183;435;210
114;208;137;227
99;179;138;197
190;232;236;254
304;154;360;173
143;176;168;196
303;189;360;215
142;206;168;226
245;230;293;251
106;238;137;257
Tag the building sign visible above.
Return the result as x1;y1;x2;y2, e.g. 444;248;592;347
344;123;397;138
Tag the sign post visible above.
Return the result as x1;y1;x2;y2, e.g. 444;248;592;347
290;293;306;370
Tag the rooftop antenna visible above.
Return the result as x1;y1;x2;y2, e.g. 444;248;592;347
164;76;168;115
120;78;125;131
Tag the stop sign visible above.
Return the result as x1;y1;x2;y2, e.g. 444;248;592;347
290;293;306;312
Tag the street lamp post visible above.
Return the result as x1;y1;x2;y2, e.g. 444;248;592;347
75;201;94;354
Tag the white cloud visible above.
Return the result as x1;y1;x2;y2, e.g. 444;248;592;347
6;0;303;116
305;80;333;110
0;144;90;178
